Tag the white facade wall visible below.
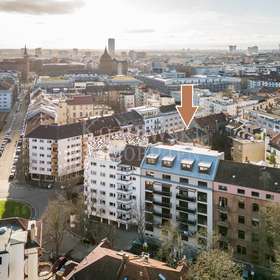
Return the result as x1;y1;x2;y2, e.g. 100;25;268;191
29;138;53;176
57;136;83;176
0;89;13;112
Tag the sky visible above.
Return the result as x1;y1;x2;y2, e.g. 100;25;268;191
0;0;279;50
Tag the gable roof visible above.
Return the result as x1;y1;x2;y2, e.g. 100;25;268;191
215;160;280;192
65;240;186;280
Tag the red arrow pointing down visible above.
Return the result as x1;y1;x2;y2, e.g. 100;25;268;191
176;85;199;129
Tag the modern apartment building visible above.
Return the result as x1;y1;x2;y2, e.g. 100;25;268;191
25;116;121;184
84;137;147;230
141;144;224;249
213;160;280;265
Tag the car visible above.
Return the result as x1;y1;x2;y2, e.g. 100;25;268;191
47;184;53;189
60;185;65;190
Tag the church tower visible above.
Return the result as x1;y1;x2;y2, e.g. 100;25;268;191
22;45;30;82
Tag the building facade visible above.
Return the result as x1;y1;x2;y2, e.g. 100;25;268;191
141;144;224;250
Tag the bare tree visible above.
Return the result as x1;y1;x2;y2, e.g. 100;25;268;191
43;197;72;258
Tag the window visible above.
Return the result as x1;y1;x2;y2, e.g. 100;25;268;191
146;154;159;165
218;197;227;208
219;185;227;191
198;214;207;225
252;219;259;227
162;156;176;168
146;171;154;177
252;191;260;198
238;230;245;240
238;216;245;224
237;189;245;195
220;212;227;222
181;159;194;171
266;194;274;200
238;201;245;209
252;203;259;212
179;177;189;184
237;245;246;255
219;226;227;236
162;174;171;181
198;203;207;214
198;162;212;174
198;181;207;188
198;192;207;203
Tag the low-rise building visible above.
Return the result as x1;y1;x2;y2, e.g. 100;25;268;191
231;137;265;163
0;218;42;280
65;239;186;280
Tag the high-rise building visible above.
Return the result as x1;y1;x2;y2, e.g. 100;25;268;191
108;38;115;57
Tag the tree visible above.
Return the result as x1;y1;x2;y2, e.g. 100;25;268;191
157;222;184;267
187;249;242;280
43;197;72;258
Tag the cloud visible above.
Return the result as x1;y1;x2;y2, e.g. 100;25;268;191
126;28;155;34
0;0;84;15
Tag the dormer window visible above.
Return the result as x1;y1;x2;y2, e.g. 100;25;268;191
181;159;195;171
198;162;212;174
146;154;159;165
162;156;176;168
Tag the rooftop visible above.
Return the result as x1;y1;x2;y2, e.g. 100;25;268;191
215;160;280;192
65;239;186;280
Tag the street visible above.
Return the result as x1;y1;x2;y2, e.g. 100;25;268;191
0;87;53;219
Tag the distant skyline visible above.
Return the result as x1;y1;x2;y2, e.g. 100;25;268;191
0;0;279;50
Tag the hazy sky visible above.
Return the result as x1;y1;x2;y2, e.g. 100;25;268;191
0;0;279;50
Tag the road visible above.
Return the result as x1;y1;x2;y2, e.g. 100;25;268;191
0;87;54;219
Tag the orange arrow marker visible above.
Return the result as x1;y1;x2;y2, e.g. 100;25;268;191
176;85;199;129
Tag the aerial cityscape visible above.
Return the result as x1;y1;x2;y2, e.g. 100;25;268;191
0;0;280;279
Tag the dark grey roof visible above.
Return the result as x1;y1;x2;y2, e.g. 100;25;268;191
25;123;83;140
215;160;280;192
114;111;144;126
26;116;121;140
159;104;177;114
120;145;146;167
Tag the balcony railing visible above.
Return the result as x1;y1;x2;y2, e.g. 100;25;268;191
153;190;171;197
153;200;172;208
176;206;196;214
153;211;171;219
176;194;196;202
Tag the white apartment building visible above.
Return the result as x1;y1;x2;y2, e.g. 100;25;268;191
0;88;13;112
141;144;224;250
84;136;147;229
24;115;134;184
130;104;184;136
131;106;162;136
26;122;86;183
0;218;42;280
249;110;280;134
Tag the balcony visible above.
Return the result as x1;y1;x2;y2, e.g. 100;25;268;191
153;200;171;208
176;206;196;214
117;187;132;194
153;190;171;197
117;196;132;203
153;211;171;219
117;206;132;212
176;194;196;202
